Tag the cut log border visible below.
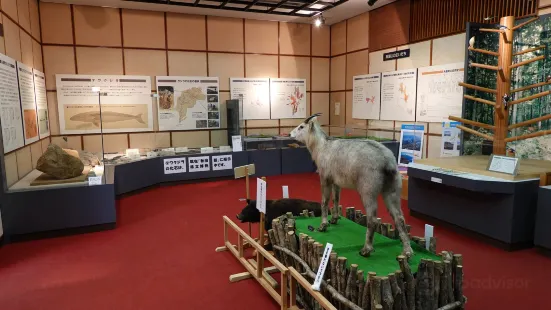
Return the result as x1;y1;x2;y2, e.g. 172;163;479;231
222;208;467;310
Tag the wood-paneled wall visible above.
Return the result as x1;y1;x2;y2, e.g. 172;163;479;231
369;0;410;51
410;0;540;43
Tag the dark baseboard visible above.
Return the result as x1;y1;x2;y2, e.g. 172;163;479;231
7;222;116;244
0;234;4;247
409;210;533;252
535;246;551;258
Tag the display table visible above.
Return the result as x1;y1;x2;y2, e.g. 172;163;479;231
407;162;541;250
534;185;551;252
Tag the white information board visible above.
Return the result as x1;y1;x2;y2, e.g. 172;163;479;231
230;78;271;120
33;69;49;138
0;53;24;153
352;73;381;120
163;157;187;174
56;74;153;134
188;156;210;172
416;63;464;122
157;76;220;130
380;69;417;121
270;78;307;119
212;154;232;170
16;62;39;145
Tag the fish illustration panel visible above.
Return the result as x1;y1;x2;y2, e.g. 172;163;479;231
352;73;382;120
156;76;220;131
380;68;417;122
56;74;153;134
269;78;307;119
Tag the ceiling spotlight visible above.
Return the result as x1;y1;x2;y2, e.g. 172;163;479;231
367;0;379;6
313;14;325;27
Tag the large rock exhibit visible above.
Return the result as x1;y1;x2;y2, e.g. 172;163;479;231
37;144;84;179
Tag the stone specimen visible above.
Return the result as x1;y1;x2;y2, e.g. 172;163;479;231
77;150;101;166
37;144;84;179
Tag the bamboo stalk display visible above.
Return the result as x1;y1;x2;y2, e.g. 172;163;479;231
455;15;551;155
264;212;466;310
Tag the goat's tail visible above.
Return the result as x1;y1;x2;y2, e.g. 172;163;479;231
382;160;402;194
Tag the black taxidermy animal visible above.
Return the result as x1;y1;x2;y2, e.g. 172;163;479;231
236;198;322;231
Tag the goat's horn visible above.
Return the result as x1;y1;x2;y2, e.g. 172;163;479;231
304;113;322;123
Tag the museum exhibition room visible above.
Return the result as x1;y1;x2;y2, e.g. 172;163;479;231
2;0;551;309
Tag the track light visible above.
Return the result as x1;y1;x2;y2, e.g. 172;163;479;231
313;14;325;27
367;0;379;6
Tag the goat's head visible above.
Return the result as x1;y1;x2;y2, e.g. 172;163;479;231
290;113;322;142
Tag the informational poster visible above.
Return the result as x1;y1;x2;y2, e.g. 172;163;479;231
398;124;425;167
163;157;186;174
212;154;232;170
16;62;39;145
352;73;381;120
0;53;24;153
441;121;461;157
188;156;210;172
157;76;219;131
33;69;49;138
416;63;464;122
380;69;417;121
56;74;153;134
230;78;270;120
270;78;307;119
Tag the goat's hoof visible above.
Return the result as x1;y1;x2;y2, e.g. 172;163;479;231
403;249;414;258
330;217;340;224
359;247;374;257
317;223;329;232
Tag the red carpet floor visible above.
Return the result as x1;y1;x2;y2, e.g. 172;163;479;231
0;173;549;309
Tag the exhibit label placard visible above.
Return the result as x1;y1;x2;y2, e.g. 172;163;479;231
212;154;232;170
0;53;24;153
383;49;410;61
56;74;153;134
16;62;39;145
380;69;417;121
352;73;381;120
189;156;210;172
230;78;270;120
164;157;187;174
270;78;307;119
416;63;464;122
33;69;49;138
232;135;243;152
398;124;425;167
441;121;461;157
157;76;220;130
487;155;519;176
312;243;333;291
256;177;267;214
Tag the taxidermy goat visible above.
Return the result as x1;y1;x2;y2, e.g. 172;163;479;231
290;113;413;258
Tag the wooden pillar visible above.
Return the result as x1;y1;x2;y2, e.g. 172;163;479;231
493;16;515;155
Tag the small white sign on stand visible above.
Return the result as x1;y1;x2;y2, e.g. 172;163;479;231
424;224;434;250
232;135;243;152
88;176;102;185
282;186;289;198
312;243;333;291
256;178;267;214
487;155;519;176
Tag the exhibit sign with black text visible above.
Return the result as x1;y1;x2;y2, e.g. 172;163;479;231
398;124;425;167
352;73;381;120
230;78;270;120
270;78;307;119
56;74;153;134
0;53;24;153
380;69;417;122
383;49;410;61
163;157;187;174
212;154;232;170
441;121;461;157
33;69;49;138
157;76;220;131
16;62;39;145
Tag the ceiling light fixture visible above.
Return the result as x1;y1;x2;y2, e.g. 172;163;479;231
367;0;379;6
313;13;325;27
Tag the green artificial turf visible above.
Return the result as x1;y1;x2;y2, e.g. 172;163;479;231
295;217;441;278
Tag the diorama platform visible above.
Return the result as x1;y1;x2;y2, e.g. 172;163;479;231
407;155;549;251
535;185;551;252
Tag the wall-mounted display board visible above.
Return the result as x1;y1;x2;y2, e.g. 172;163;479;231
56;74;153;134
270;78;307;119
17;62;39;145
0;53;24;153
33;70;49;138
416;62;464;122
157;76;220;130
230;78;271;120
380;69;417;122
352;73;381;120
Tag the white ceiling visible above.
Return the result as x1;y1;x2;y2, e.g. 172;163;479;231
41;0;396;25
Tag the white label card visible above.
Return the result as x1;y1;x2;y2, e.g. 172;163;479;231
282;186;289;198
189;156;210;172
232;135;243;152
201;147;214;154
164;157;187;174
424;224;434;250
487;155;519;175
88;176;102;185
212;154;232;170
256;178;267;214
126;149;140;159
312;243;333;291
146;152;157;158
430;177;442;184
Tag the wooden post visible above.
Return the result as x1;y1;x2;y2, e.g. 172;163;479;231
256;176;266;278
245;166;251;235
493;16;514;155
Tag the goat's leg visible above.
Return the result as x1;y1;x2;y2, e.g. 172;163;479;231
330;184;341;224
383;179;414;258
318;178;332;232
359;193;378;257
